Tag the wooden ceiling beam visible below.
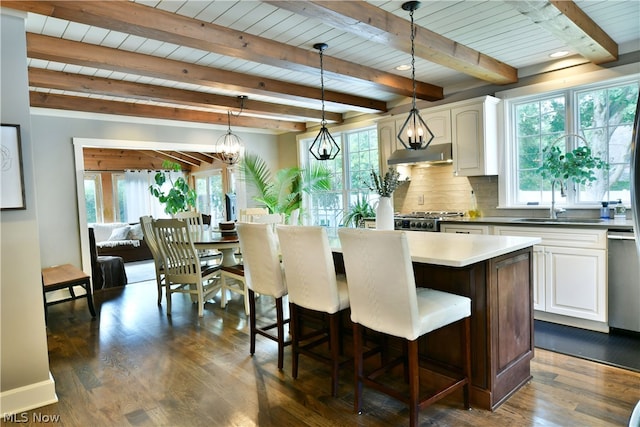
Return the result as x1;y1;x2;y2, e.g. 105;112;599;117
152;151;201;167
177;152;215;164
29;92;306;132
5;0;441;102
83;148;177;172
267;0;518;85
506;0;618;63
28;68;343;124
136;150;191;171
26;33;384;114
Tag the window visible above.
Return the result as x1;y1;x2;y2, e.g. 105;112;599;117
84;173;103;223
194;170;225;224
113;173;126;222
507;78;638;207
301;126;379;233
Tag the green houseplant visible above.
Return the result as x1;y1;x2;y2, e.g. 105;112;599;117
537;136;608;218
365;168;404;230
149;160;197;215
343;195;376;227
239;152;332;220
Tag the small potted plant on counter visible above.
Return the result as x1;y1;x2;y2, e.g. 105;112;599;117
366;168;405;230
343;195;376;228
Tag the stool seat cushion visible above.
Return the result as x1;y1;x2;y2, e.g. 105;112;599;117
417;288;471;336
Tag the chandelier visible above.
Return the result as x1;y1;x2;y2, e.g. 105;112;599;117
215;96;246;165
309;42;340;161
397;1;434;150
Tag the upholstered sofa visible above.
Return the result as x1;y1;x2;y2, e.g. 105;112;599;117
89;222;153;263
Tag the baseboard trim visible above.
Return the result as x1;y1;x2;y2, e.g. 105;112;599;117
535;311;609;333
0;372;57;415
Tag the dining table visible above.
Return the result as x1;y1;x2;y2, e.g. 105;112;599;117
192;231;240;267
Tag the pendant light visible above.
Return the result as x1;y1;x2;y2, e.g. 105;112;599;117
397;1;433;150
216;96;246;165
309;42;340;161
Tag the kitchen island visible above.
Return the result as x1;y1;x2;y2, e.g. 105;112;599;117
331;231;541;411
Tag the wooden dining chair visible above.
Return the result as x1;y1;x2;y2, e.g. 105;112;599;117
153;218;222;317
338;228;472;427
276;225;350;397
236;222;290;370
174;211;221;265
140;215;165;305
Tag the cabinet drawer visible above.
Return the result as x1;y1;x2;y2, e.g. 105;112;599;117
493;226;607;249
440;224;490;235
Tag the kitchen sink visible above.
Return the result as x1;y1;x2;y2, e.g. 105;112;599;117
513;218;605;224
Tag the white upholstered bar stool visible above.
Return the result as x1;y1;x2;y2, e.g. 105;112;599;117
276;225;350;397
236;222;290;370
338;228;472;427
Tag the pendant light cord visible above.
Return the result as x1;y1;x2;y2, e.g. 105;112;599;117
410;8;417;112
319;47;326;126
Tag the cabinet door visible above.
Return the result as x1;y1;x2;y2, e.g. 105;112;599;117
451;97;498;176
377;119;398;175
545;246;607;322
532;246;545;311
423;109;451;145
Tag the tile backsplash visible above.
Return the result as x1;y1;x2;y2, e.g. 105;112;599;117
393;164;493;215
393;164;623;219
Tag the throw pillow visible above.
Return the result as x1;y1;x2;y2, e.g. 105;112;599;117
128;223;144;240
108;225;131;241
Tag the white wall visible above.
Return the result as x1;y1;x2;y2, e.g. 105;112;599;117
0;10;57;414
30;114;280;268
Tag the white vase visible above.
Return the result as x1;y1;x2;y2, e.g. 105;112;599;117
375;196;394;230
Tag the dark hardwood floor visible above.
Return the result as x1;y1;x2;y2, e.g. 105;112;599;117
7;280;639;426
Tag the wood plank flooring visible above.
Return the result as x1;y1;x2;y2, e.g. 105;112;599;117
6;279;639;427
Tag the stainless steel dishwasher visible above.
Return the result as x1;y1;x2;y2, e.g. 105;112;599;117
607;229;640;332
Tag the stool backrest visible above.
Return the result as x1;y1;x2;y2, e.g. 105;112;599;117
236;222;286;298
277;225;342;313
338;228;420;340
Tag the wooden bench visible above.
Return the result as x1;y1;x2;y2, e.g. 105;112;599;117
42;264;96;320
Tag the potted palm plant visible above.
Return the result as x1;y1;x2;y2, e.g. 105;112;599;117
239;152;332;222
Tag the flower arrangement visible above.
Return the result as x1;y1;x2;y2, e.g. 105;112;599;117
366;168;403;197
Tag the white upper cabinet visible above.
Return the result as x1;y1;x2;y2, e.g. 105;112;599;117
422;108;451;146
451;96;500;177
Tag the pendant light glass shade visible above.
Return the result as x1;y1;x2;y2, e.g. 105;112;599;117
216;102;244;166
397;1;434;151
309;42;340;161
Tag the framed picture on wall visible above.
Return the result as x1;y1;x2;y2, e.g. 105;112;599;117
1;124;26;210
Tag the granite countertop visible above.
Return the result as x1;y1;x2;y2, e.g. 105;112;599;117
440;216;635;231
331;231;541;268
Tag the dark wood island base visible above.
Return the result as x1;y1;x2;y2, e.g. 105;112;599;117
334;246;534;411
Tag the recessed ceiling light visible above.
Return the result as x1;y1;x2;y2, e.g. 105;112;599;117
395;64;412;71
549;51;570;58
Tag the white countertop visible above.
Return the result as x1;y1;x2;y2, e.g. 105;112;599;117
331;230;541;268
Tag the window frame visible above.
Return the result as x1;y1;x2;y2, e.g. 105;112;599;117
298;122;379;229
499;73;639;209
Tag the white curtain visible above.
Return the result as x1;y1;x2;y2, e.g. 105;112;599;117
124;170;181;221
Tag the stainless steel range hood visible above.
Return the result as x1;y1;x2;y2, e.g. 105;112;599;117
387;143;453;166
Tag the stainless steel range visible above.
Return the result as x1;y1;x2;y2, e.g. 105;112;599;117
394;211;464;232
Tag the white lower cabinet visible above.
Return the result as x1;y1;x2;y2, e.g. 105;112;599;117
493;226;607;324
